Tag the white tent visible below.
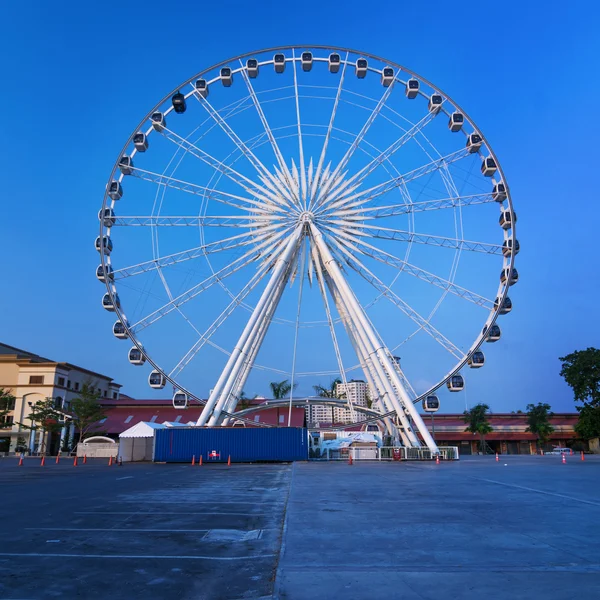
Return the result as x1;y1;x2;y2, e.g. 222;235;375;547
119;421;165;462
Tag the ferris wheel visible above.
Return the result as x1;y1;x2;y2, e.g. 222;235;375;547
96;46;518;453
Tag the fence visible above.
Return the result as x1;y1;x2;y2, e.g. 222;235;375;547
311;446;459;461
76;442;119;458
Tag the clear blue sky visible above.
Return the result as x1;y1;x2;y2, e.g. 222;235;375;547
1;0;598;413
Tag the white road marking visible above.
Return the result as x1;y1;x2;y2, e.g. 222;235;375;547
74;511;269;516
116;476;133;480
0;552;275;560
29;528;210;533
473;477;600;507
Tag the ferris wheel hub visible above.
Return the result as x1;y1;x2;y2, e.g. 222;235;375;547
299;211;314;224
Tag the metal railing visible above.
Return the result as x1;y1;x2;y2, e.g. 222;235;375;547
310;446;459;461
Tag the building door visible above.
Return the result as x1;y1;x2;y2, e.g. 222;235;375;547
459;440;471;455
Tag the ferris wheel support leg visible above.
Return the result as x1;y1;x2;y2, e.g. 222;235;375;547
197;226;303;427
327;277;397;440
311;224;439;453
218;273;285;426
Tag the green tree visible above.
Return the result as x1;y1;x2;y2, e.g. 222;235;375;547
463;403;494;454
560;348;600;439
270;380;295;400
17;398;64;454
70;382;107;447
0;388;16;426
525;402;555;451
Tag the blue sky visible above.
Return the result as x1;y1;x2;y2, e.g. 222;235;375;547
1;0;598;413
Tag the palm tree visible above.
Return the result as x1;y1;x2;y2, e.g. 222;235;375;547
463;403;494;454
269;380;295;400
313;378;344;423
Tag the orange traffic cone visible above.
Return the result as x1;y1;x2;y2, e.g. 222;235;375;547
562;453;566;464
495;453;499;462
73;456;78;466
436;455;440;465
348;453;353;465
18;455;23;467
108;456;113;467
83;455;87;464
227;455;231;467
192;455;195;466
199;455;203;466
581;451;585;461
56;454;60;464
40;455;45;467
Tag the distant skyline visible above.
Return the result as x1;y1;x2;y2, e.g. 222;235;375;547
1;0;598;413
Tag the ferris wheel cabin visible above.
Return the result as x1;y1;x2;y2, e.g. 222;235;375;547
108;180;123;200
173;391;188;409
448;112;464;132
118;156;133;175
151;111;167;131
428;94;443;114
466;133;482;153
447;375;465;392
405;78;419;98
112;320;128;339
301;52;313;71
328;53;341;73
499;210;516;230
481;157;497;177
502;238;520;257
500;267;519;286
381;67;394;87
171;91;187;113
96;264;113;283
195;79;209;98
98;208;115;228
274;53;286;73
468;351;485;368
355;58;368;78
422;395;440;412
494;296;513;315
493;182;507;202
128;347;145;366
220;68;233;86
483;324;501;342
149;370;166;389
133;132;148;152
95;235;113;255
246;59;259;78
102;292;120;312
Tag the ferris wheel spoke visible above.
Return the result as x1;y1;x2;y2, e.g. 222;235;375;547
314;68;400;210
113;214;286;227
237;61;295;190
326;232;464;360
290;50;308;210
112;226;283;281
307;52;349;211
325;222;503;255
334;192;496;220
129;228;291;335
326;227;494;309
190;90;299;209
158;127;292;210
130;166;278;214
316;146;472;216
169;257;275;379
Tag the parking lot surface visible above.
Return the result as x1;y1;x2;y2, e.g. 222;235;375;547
1;455;600;599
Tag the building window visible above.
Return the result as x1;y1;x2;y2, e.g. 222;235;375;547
279;414;285;424
29;376;44;385
67;380;71;389
54;397;63;409
0;415;14;428
2;397;16;411
57;377;65;387
124;415;133;424
74;382;80;391
112;392;117;399
150;415;158;423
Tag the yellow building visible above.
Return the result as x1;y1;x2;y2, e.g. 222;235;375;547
0;342;121;454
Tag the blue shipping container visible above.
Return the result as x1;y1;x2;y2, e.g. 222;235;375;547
154;427;308;463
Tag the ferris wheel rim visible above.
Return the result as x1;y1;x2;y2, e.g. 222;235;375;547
98;44;517;428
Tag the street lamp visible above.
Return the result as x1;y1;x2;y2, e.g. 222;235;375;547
27;401;35;454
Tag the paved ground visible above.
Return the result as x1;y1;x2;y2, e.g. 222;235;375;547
1;455;600;599
277;455;600;599
0;458;289;599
